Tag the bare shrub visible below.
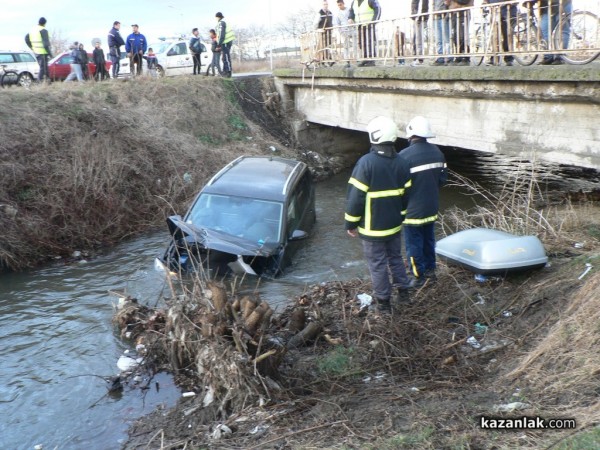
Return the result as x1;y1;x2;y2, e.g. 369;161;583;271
438;167;585;251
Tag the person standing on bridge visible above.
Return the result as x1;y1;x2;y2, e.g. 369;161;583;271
484;0;517;66
446;0;473;66
316;0;334;64
215;12;235;78
399;116;447;288
345;117;413;313
411;0;429;66
349;0;381;66
535;0;572;65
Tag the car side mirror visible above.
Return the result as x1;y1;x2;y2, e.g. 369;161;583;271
289;230;308;241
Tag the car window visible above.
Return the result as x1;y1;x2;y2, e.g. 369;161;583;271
150;42;170;54
287;171;312;233
175;43;187;55
0;53;15;64
187;194;282;242
59;55;71;64
15;53;35;63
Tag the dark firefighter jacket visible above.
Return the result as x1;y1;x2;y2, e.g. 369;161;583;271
345;144;412;241
398;138;447;225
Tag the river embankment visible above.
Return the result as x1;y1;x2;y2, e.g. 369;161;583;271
0;76;307;272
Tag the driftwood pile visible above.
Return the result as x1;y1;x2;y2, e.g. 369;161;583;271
112;281;324;415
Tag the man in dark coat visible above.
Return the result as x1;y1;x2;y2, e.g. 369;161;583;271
345;116;412;312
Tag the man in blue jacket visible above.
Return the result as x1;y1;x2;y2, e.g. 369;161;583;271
399;116;447;287
126;24;147;77
107;21;125;78
345;116;412;312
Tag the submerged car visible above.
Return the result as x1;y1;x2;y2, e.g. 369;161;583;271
160;156;316;277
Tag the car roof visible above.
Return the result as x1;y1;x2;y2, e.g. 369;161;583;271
202;156;308;202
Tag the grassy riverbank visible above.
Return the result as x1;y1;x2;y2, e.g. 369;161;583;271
0;76;292;271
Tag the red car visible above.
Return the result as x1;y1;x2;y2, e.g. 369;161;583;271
48;51;112;81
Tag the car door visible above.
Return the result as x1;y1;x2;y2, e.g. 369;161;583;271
165;42;191;76
282;170;315;267
15;52;39;78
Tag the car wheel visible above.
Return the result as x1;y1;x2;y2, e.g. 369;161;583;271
156;66;165;78
17;72;33;88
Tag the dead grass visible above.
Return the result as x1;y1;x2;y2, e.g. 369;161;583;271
507;267;600;428
0;76;291;270
439;169;600;253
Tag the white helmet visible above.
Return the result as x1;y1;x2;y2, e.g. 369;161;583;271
367;116;399;144
405;116;435;139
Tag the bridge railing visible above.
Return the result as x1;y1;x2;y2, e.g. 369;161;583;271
300;0;600;67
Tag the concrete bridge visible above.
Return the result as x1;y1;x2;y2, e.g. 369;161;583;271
273;64;600;170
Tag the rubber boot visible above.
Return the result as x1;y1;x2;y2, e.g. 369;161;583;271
375;297;391;314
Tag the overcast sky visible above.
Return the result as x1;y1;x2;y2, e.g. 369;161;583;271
2;0;410;51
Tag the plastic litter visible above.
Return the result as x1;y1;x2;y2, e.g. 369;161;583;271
493;402;530;413
466;336;481;349
578;263;593;280
475;294;486;305
182;391;196;397
116;354;143;372
502;310;513;317
474;274;487;282
357;293;373;310
211;424;232;440
574;242;584;249
474;323;488;335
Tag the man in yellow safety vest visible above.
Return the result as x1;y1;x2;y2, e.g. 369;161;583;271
215;12;235;78
25;17;53;82
349;0;381;66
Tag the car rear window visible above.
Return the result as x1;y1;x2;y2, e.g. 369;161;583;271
15;53;35;63
0;53;16;64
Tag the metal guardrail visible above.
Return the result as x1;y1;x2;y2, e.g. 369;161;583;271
301;0;600;67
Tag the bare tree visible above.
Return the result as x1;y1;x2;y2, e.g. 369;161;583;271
49;30;69;56
276;5;315;49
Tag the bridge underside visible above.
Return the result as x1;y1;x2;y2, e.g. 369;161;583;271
274;65;600;170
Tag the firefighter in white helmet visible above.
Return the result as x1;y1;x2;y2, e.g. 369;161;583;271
345;116;413;312
399;116;448;287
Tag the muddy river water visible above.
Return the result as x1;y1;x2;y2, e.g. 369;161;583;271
1;149;597;449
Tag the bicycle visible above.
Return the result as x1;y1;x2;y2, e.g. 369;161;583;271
0;65;20;88
513;2;600;65
0;64;35;88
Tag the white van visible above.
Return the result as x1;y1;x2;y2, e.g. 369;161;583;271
0;50;39;85
118;38;212;77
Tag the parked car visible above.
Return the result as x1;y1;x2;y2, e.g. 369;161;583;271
119;38;212;78
0;50;39;86
47;51;112;81
159;156;316;277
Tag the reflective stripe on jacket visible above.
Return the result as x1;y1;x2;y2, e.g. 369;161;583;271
398;139;447;225
345;144;412;240
29;25;48;55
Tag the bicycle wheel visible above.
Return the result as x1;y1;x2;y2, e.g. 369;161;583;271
1;70;19;87
513;14;540;66
555;10;600;65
